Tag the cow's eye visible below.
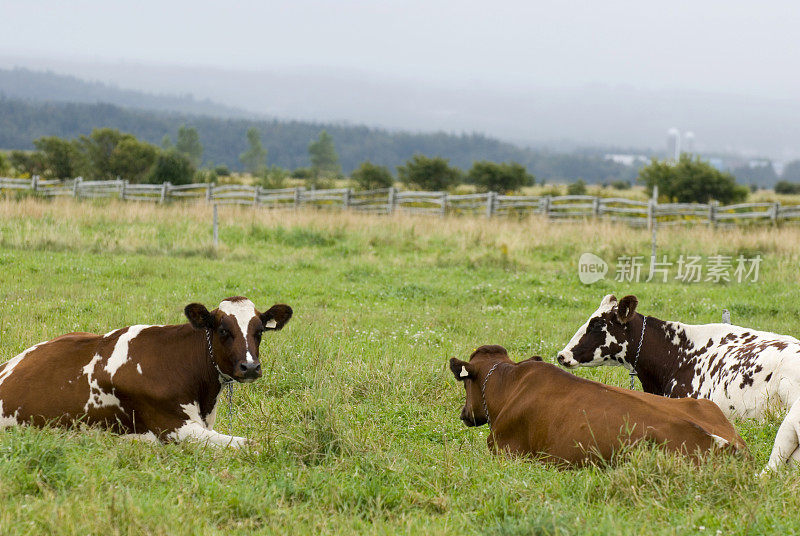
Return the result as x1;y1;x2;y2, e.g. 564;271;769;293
218;327;230;339
589;319;604;332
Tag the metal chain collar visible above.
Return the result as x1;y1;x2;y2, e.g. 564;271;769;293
629;316;648;390
205;328;235;424
480;362;502;434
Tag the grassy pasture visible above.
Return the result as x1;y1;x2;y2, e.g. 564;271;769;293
2;198;800;535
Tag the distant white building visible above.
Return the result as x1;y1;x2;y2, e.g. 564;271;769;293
667;128;681;160
604;154;650;166
684;131;695;154
666;128;696;159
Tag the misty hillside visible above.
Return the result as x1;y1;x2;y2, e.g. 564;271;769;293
6;61;800;161
0;67;250;119
0;96;637;182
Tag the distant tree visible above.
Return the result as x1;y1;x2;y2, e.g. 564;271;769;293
567;179;587;195
351;160;393;190
109;138;159;183
175;125;203;167
214;165;231;177
782;160;800;182
77;128;135;180
194;168;218;184
259;166;290;189
292;167;313;179
397;154;461;191
9;150;46;177
308;130;341;178
161;135;173;150
638;155;747;204
0;152;8;176
33;136;84;179
610;179;631;190
239;127;267;174
467;161;534;194
147;150;195;185
774;181;800;195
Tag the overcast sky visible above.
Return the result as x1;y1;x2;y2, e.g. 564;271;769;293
3;0;800;98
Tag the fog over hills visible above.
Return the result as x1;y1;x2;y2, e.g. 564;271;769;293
3;57;800;160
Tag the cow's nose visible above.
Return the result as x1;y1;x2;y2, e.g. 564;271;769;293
557;353;568;366
238;361;262;378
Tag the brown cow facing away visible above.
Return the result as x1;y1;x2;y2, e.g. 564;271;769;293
0;297;292;447
450;345;746;467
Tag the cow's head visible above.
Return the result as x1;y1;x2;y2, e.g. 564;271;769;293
184;297;293;383
557;294;638;369
449;345;514;427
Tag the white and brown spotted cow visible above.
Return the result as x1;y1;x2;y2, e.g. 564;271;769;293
0;297;292;447
556;294;800;471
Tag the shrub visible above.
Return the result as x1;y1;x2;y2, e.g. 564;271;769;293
146;150;195;185
638;155;747;204
775;181;800;195
467;161;534;194
351;161;393;190
397;155;461;191
567;179;587;195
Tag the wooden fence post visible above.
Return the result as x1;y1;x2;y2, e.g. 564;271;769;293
592;196;600;218
387;187;396;214
344;188;351;209
206;182;215;203
708;200;717;227
440;192;447;217
771;202;780;225
160;182;170;204
73;177;82;199
294;187;303;209
541;196;551;218
486;191;496;218
254;186;262;207
120;180;128;201
212;204;219;248
31;175;39;192
647;199;654;231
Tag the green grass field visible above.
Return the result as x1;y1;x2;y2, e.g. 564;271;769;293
2;198;800;535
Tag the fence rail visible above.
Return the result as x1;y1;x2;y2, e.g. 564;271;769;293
3;176;800;227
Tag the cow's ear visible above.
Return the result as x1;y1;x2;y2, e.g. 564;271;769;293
261;304;293;331
185;303;215;329
616;295;638;323
450;358;472;381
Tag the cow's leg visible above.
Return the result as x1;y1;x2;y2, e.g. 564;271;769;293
169;421;250;448
763;400;800;473
121;431;160;443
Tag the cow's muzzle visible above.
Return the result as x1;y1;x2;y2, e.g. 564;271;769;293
236;361;262;382
557;352;577;368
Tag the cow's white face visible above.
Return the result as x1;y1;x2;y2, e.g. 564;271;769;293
185;297;293;383
557;294;638;369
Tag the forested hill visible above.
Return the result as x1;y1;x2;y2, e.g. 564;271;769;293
0;98;636;182
0;67;248;118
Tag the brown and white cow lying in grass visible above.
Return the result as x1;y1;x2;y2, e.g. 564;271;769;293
557;294;800;471
450;345;746;467
0;297;292;447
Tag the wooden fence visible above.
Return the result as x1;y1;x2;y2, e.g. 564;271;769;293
2;176;799;227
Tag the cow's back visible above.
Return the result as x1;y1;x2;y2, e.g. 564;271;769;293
491;363;746;465
0;332;121;428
